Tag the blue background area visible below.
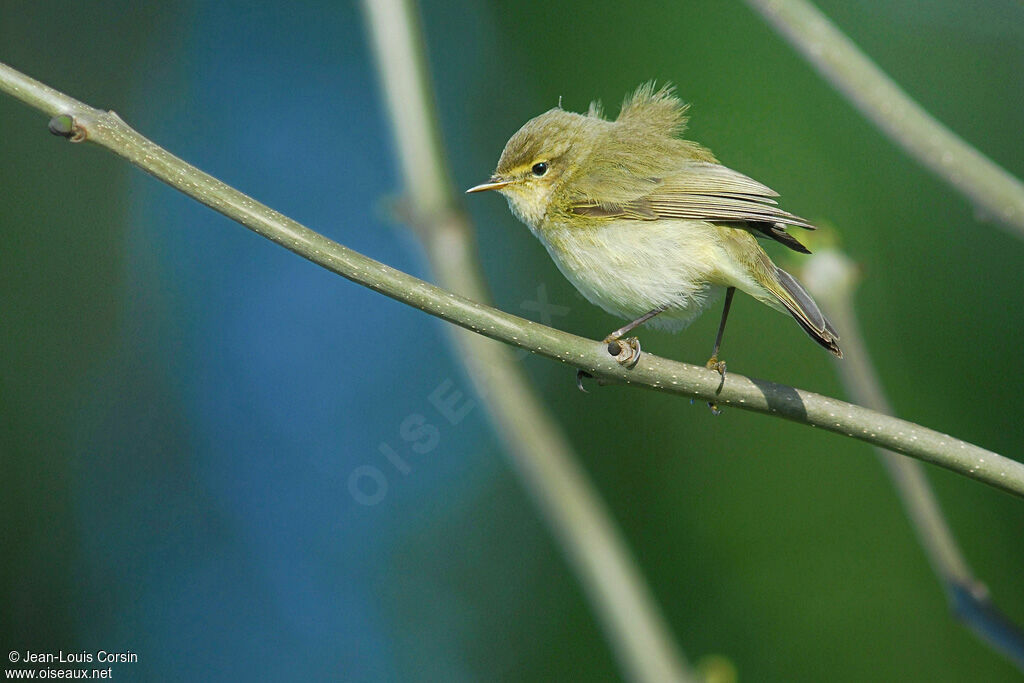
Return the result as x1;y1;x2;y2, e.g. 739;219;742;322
2;1;1023;681
83;3;498;680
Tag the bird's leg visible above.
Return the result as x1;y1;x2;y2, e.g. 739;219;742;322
706;287;735;414
707;287;735;377
576;304;669;391
603;304;669;366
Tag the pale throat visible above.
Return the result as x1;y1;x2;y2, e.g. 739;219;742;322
501;184;553;233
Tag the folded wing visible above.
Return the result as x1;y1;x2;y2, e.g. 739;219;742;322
571;162;815;253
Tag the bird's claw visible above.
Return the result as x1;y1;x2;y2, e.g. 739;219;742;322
576;369;592;393
606;337;642;368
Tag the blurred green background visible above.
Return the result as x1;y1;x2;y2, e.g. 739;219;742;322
2;0;1022;680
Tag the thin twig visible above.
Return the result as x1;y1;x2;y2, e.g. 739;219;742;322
1;61;1022;500
744;0;1024;238
359;1;695;681
801;250;1024;671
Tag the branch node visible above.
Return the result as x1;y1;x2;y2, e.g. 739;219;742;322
48;113;86;142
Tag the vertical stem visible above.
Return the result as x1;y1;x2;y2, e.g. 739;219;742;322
360;1;695;680
826;281;974;585
801;249;1024;671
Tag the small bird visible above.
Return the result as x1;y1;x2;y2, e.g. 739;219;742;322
467;83;841;387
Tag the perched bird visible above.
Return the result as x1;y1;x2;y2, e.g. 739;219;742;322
467;83;841;386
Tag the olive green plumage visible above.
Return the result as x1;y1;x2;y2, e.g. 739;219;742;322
469;82;842;359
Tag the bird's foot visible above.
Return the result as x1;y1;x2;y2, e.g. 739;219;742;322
705;355;727;379
705;356;727;415
605;336;642;368
577;336;643;392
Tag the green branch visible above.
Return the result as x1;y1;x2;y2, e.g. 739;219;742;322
2;61;1022;502
744;0;1024;239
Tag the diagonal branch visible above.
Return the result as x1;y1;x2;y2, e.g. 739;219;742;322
1;61;1023;503
744;0;1024;239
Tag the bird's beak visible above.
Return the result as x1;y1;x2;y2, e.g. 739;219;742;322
465;176;511;193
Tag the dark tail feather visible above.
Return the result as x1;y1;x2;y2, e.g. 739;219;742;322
774;266;843;358
748;221;812;254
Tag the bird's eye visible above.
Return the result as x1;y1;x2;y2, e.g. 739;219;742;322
531;162;548;177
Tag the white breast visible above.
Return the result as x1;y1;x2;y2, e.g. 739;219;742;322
536;219;727;331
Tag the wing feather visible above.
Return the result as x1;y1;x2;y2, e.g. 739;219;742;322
570;161;815;252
